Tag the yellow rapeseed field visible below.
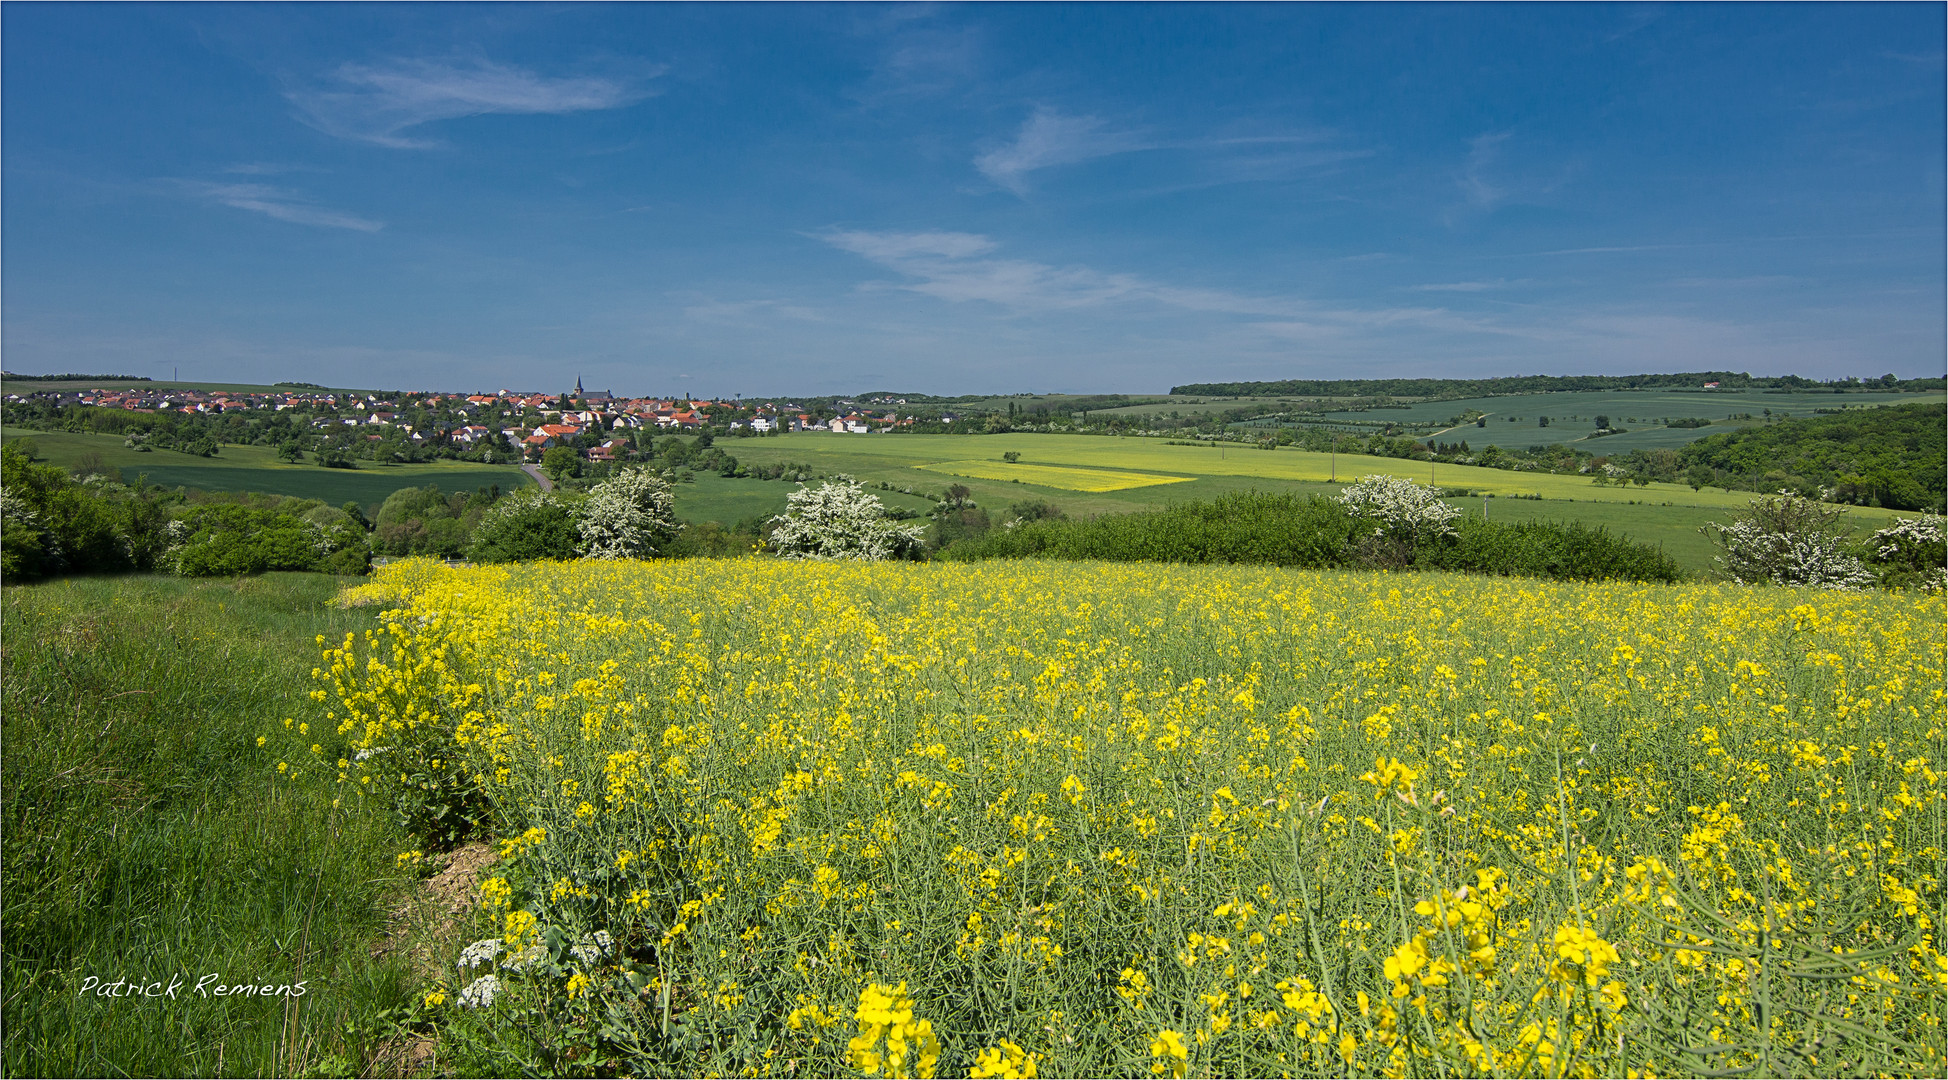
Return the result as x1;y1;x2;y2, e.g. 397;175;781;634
297;558;1944;1077
916;459;1194;492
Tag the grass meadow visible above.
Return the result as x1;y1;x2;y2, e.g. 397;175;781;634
294;557;1942;1078
1;574;420;1077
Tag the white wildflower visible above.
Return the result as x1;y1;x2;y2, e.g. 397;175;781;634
570;930;615;967
457;937;506;971
458;973;501;1009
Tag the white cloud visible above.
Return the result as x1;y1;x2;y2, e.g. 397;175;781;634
975;107;1153;193
289;58;653;148
181;181;383;232
1459;132;1512;209
1408;279;1528;292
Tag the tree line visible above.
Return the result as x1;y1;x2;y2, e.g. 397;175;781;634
1170;372;1945;398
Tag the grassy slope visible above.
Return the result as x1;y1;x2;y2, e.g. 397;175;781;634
5;427;534;512
720;431;1917;573
1;574;417;1077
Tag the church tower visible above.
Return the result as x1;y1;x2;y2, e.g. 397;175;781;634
574;375;584;399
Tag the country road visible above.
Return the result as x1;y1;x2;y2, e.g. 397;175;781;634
521;463;553;492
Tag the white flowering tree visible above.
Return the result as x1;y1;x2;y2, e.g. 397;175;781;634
577;468;682;560
1703;492;1875;589
1863;514;1947;592
767;477;925;561
1336;475;1461;541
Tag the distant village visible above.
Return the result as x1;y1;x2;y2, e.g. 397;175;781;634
3;376;958;464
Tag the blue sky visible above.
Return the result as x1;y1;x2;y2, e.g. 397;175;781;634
3;4;1942;396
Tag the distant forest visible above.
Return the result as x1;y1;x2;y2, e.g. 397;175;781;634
1677;402;1945;512
1170;372;1947;397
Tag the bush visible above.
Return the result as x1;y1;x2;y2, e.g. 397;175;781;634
165;505;362;577
1;443;165;577
467;490;582;564
1863;515;1947;592
577;469;682;560
1702;493;1875;589
947;492;1364;568
768;478;925;561
947;491;1682;582
1426;517;1682;583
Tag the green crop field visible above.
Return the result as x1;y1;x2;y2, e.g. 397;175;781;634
1297;389;1944;450
2;427;533;511
717;431;1919;573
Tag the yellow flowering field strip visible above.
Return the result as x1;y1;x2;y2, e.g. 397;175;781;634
301;559;1946;1077
915;459;1195;492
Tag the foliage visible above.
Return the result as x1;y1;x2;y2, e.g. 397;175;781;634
951;491;1362;569
165;503;368;577
577;468;682;560
2;443;170;577
373;484;497;559
299;559;1945;1078
948;491;1680;583
1680;403;1946;511
541;445;583;482
768;478;926;561
1863;514;1948;593
1703;493;1876;589
466;489;583;564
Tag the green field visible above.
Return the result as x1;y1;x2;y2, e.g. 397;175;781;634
721;431;1919;573
1302;389;1944;450
3;428;533;511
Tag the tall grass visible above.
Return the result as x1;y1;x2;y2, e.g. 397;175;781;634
2;573;418;1077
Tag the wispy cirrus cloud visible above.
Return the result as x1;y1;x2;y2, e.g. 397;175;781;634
975;107;1154;193
178;180;383;232
288;57;654;149
814;229;1535;347
1407;278;1530;292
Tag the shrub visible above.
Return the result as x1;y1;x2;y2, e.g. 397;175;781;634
577;469;682;560
165;505;357;577
947;492;1362;568
1863;515;1947;592
768;478;925;561
1427;517;1682;583
467;490;582;564
947;491;1681;583
1702;493;1875;589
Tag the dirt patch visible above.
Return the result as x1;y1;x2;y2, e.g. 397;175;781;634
366;843;497;1077
426;842;498;916
367;1035;438;1078
373;842;497;977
